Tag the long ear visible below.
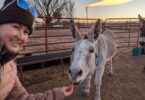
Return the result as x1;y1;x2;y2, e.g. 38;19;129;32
88;19;102;42
138;14;144;22
70;20;82;41
138;14;145;27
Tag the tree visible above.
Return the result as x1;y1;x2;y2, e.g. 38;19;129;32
34;0;74;25
63;0;75;18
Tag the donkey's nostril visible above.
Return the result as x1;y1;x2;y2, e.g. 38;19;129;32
78;70;82;76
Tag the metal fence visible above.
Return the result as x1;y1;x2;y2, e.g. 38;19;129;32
104;18;140;48
18;17;140;57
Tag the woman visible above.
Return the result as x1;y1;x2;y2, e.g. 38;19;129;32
0;0;74;100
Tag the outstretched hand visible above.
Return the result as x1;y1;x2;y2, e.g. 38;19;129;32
62;83;74;97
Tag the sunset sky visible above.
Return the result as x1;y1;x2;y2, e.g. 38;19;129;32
0;0;145;19
74;0;145;19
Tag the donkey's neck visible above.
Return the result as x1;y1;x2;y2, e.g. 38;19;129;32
95;35;105;52
94;35;107;66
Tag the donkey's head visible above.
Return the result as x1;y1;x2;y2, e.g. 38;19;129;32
138;15;145;45
69;19;102;84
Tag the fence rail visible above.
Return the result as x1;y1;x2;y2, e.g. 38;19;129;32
104;18;140;48
16;17;141;83
17;17;140;63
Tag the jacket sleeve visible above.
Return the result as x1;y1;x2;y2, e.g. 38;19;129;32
6;76;64;100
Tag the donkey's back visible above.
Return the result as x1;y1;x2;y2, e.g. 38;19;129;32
99;29;116;61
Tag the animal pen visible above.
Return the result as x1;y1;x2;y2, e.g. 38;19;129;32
16;17;145;100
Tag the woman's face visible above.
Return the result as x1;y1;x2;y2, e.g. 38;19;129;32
0;23;30;53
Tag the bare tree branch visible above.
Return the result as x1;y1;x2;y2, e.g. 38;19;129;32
33;0;74;24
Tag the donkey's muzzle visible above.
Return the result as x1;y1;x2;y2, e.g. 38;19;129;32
69;69;82;77
73;82;79;85
69;68;83;84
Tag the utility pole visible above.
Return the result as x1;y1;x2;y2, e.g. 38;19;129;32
86;7;88;25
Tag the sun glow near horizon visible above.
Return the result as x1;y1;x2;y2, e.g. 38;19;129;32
87;0;133;7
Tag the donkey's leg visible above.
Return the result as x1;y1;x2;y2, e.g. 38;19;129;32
94;66;105;100
82;73;92;96
143;46;145;54
108;58;113;76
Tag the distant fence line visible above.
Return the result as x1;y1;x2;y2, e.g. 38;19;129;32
104;18;140;48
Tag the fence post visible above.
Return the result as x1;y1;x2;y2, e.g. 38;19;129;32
45;17;48;54
128;18;131;47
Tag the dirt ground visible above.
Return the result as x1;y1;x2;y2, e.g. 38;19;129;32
19;22;143;100
22;48;145;100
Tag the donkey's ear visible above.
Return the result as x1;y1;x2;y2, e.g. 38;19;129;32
70;20;82;41
138;14;144;23
138;14;145;27
89;19;102;42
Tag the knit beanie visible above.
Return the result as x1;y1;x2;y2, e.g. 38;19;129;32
0;0;34;34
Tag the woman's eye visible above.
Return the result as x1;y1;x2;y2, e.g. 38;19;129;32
12;24;30;35
24;30;30;35
13;25;20;29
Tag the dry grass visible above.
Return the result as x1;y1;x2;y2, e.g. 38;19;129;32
21;25;142;99
23;48;145;100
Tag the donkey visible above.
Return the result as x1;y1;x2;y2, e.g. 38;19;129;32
138;14;145;54
68;19;116;100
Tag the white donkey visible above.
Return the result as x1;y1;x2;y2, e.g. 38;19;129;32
68;19;116;100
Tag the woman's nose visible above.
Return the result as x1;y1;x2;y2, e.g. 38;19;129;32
17;32;26;43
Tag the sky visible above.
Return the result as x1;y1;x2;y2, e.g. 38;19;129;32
0;0;4;8
0;0;145;19
74;0;145;19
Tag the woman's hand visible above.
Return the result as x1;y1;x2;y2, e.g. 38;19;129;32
61;83;74;97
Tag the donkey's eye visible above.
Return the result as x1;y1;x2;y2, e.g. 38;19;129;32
72;47;75;52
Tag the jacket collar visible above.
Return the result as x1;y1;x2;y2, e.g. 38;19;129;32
0;43;18;67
